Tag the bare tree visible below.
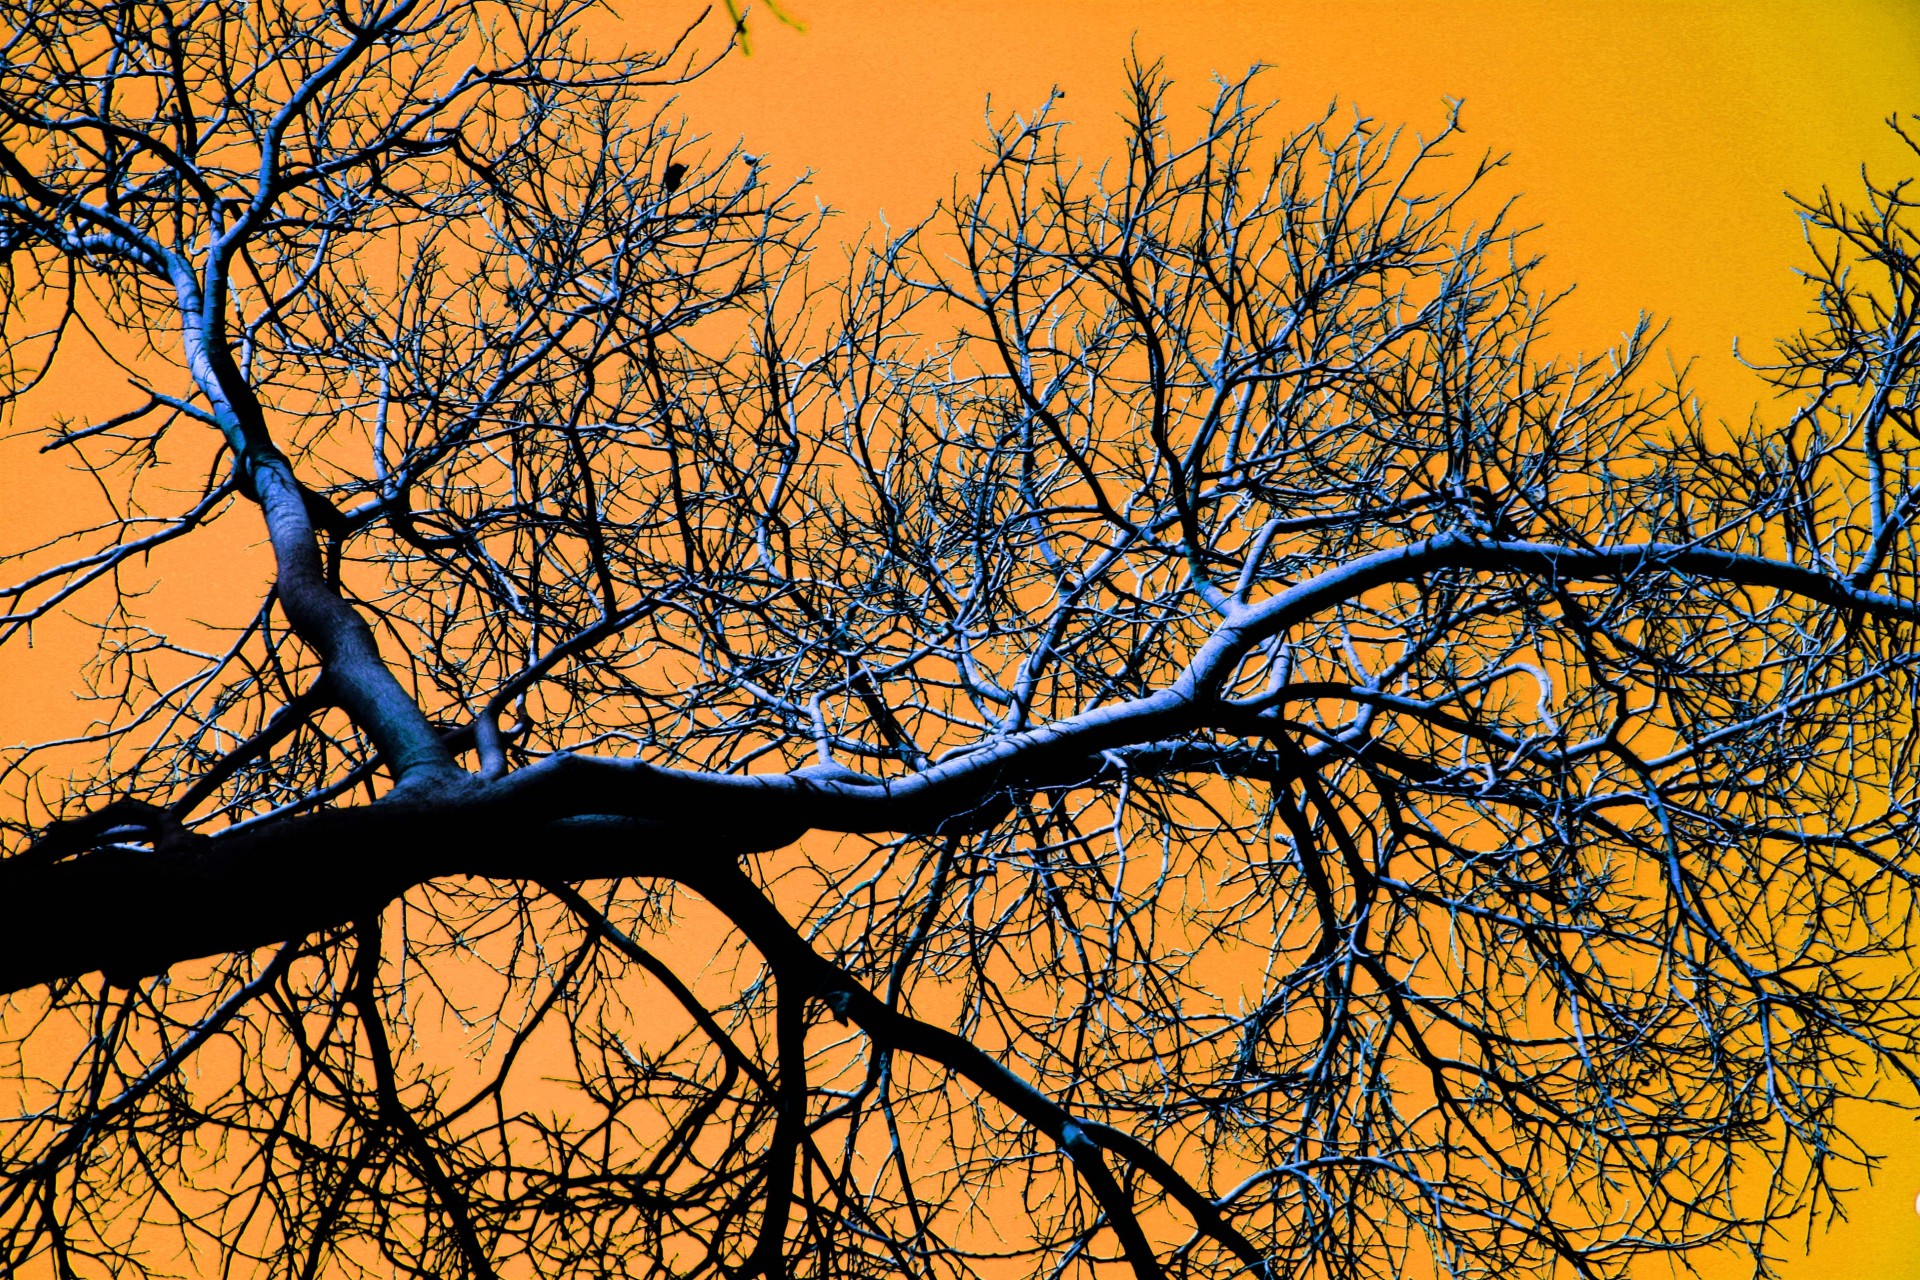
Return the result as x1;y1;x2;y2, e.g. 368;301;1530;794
0;3;1917;1277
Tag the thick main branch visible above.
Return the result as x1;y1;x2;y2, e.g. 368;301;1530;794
4;534;1913;995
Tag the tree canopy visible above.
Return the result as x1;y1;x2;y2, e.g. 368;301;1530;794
1;2;1918;1278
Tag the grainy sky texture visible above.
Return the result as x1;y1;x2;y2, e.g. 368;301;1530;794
653;2;1920;1274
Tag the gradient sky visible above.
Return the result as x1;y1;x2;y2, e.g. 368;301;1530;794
0;1;1913;1275
657;3;1920;1275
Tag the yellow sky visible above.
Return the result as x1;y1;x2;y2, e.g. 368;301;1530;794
658;2;1920;1275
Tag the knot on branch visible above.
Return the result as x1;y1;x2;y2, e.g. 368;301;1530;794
819;988;855;1025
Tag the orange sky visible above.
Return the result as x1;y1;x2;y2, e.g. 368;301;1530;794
666;1;1918;411
0;2;1913;1275
655;3;1920;1276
